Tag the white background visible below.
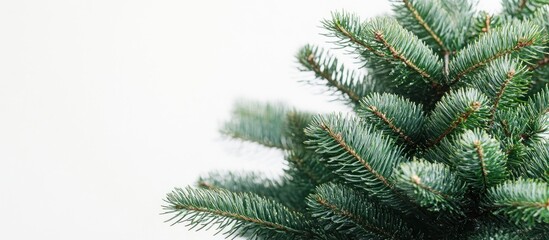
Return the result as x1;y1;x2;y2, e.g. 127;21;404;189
0;1;499;239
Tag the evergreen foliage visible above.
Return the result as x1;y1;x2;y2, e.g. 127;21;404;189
164;1;549;239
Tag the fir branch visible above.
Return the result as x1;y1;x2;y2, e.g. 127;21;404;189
468;226;528;240
312;196;393;238
468;11;502;41
518;142;549;181
357;93;425;148
422;136;458;167
394;160;467;214
320;120;392;189
525;86;549;119
367;105;416;146
404;0;445;50
473;140;489;190
368;17;442;84
454;129;508;191
425;88;490;147
529;55;549;70
196;171;307;210
297;45;381;106
521;0;528;10
165;1;549;238
490;70;516;125
221;101;292;150
502;0;549;19
323;12;385;57
430;101;480;146
307;184;418;239
286;152;321;184
486;179;549;225
462;57;530;127
284;110;335;190
374;31;431;79
394;0;448;51
393;0;475;53
520;86;549;145
305;114;407;200
449;20;544;85
163;187;310;239
529;6;549;32
491;108;530;168
325;13;444;105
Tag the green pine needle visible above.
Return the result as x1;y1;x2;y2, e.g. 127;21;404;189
296;44;382;106
486;179;549;225
424;88;490;147
449;20;544;85
453;129;508;191
163;187;310;239
392;0;474;52
464;57;530;125
357;92;425;148
305;114;407;202
221;101;292;149
502;0;549;20
393;160;467;214
307;183;419;239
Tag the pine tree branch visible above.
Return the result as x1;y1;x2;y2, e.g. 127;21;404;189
357;93;425;149
452;40;533;85
502;0;549;19
367;105;417;147
429;101;481;147
304;51;360;103
454;130;508;190
319;122;393;189
374;31;433;80
486;179;549;225
473;140;489;192
307;184;418;239
334;23;386;57
449;21;543;86
325;13;386;57
518;142;549;182
221;101;293;150
529;55;549;70
400;0;448;52
297;45;382;106
394;161;467;215
163;187;310;239
286;152;321;184
489;70;516;126
313;195;395;238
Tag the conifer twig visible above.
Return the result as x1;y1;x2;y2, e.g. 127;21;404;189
401;0;448;52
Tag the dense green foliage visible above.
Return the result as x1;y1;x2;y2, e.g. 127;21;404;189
164;1;549;239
